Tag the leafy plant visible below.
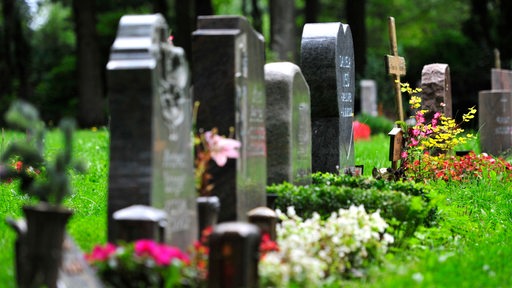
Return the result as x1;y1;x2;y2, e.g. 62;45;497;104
268;172;435;246
0;100;85;205
259;205;394;287
356;113;394;135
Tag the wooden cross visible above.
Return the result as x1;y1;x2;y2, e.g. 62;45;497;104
385;17;406;122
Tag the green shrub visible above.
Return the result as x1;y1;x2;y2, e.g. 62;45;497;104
356;113;395;135
267;172;436;246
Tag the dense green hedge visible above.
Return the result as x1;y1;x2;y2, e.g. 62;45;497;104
355;113;395;135
267;172;436;246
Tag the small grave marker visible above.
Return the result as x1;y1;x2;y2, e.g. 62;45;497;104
388;126;403;170
264;62;312;185
208;222;261;288
385;17;406;122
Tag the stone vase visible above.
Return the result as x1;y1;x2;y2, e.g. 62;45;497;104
11;204;73;288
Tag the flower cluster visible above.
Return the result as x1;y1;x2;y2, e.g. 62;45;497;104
259;205;394;287
193;102;241;196
405;151;512;182
401;82;476;157
85;240;189;288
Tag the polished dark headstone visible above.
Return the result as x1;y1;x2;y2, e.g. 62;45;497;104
479;90;512;157
107;14;197;250
265;62;311;185
300;22;355;173
192;16;267;222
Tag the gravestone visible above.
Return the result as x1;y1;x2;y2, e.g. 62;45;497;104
360;79;378;116
208;222;261;288
106;14;197;250
300;22;355;173
264;62;311;185
478;90;512;156
491;69;512;91
420;63;452;119
192;16;267;222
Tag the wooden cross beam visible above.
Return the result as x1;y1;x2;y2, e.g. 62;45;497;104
385;17;406;122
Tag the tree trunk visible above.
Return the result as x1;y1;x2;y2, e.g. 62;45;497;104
196;0;213;16
175;0;196;63
251;0;262;33
72;0;105;127
346;0;366;77
498;0;512;67
269;0;296;61
2;0;31;100
305;0;318;24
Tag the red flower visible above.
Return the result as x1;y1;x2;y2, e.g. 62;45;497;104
353;121;371;141
84;243;117;263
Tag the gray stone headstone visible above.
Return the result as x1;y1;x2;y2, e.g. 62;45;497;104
420;63;452;119
479;90;512;156
264;62;311;185
300;22;355;173
106;14;197;250
360;79;378;116
491;68;512;90
192;16;267;223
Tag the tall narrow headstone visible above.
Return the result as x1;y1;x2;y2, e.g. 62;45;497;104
106;14;197;250
479;90;512;156
264;62;311;185
300;22;355;173
192;16;267;222
360;79;378;116
420;63;452;119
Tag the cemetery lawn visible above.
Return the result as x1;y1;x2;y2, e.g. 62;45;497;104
0;130;511;287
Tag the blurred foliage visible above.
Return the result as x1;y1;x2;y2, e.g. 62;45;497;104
1;0;510;126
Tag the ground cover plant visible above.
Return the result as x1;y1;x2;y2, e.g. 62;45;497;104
0;127;511;287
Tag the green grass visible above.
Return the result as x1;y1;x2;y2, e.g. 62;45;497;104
0;130;511;287
0;128;109;287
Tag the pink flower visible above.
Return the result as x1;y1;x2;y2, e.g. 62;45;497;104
85;243;117;262
410;138;419;146
401;151;408;159
204;131;241;167
433;112;441;119
416;112;425;124
134;239;159;257
135;239;190;266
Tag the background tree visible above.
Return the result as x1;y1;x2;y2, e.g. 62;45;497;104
72;0;105;127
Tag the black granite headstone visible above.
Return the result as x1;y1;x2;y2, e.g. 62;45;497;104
264;62;311;185
192;16;267;222
300;22;355;173
106;14;197;250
